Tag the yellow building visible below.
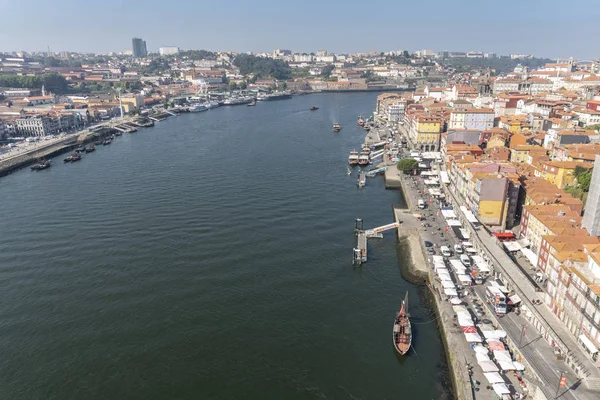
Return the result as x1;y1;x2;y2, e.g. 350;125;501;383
510;145;547;163
409;114;441;151
535;161;593;189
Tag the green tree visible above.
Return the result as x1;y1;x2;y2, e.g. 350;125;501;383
239;81;247;90
180;50;218;60
229;81;238;91
44;56;62;67
280;81;287;90
583;124;600;131
575;166;593;192
321;64;335;78
397;158;419;173
232;54;291;80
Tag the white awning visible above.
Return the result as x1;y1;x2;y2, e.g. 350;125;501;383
440;170;450;184
447;219;462;226
441;280;455;289
462;242;473;248
449;260;467;274
483;372;505;384
458;274;472;283
492;383;510;396
459;228;471;239
441;209;457;219
460;205;480;224
432;255;444;264
509;294;522;304
512;361;525;371
579;334;599;354
497;360;516;371
471;255;491;272
484;330;507;339
473;345;488;354
464;332;482;342
444;288;458;297
503;241;521;252
493;350;513;363
478;360;499;372
521;247;538;266
450;297;463;305
476;353;491;362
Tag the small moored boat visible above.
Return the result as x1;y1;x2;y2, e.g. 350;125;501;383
310;105;319;111
31;159;52;170
333;123;341;132
85;145;96;153
348;150;359;165
358;151;370;166
64;153;82;162
393;292;412;355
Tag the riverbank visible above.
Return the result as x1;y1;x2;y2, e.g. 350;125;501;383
372;140;480;399
392;170;478;400
0;116;153;177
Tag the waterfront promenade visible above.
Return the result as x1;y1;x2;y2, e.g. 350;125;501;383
444;186;600;399
390;118;600;398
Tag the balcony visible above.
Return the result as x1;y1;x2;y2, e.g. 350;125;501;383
582;309;600;332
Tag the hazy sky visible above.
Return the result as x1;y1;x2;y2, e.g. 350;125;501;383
1;0;599;59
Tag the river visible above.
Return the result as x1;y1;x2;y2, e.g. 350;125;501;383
0;92;450;399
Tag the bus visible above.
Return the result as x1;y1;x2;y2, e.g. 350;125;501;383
486;286;507;315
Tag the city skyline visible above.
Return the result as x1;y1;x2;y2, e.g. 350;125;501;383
0;0;599;59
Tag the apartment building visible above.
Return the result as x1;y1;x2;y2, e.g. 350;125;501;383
406;113;442;151
534;161;593;189
448;108;495;131
538;240;600;362
520;204;583;253
448;162;520;227
15;115;59;137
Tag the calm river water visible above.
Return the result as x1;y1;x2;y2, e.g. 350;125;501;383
0;92;450;399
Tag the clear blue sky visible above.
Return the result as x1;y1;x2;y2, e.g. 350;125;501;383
1;0;598;59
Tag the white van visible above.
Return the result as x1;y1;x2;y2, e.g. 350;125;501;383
418;199;426;209
460;254;471;267
440;246;452;257
454;244;464;254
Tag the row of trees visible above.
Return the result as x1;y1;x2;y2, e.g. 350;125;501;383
442;56;554;74
179;50;218;60
0;73;69;93
44;56;83;68
141;58;171;75
233;54;291;80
